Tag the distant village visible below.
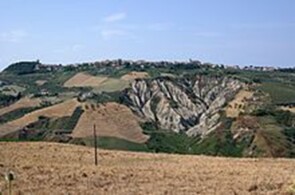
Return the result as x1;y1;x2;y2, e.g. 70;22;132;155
3;59;294;74
36;59;293;73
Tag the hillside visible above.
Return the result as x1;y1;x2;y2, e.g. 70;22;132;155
0;60;294;158
0;99;80;138
63;72;108;88
72;102;149;143
0;142;294;194
0;97;41;117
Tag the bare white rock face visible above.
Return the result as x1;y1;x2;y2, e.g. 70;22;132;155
124;75;242;136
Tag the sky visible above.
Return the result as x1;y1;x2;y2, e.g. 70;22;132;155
0;0;294;69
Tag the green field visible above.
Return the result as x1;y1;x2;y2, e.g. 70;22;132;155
94;78;130;93
258;82;295;104
73;136;149;152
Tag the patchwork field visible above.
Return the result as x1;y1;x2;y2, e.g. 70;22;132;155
72;102;148;143
64;72;108;88
64;71;151;92
64;72;129;92
0;97;41;116
0;142;294;194
0;99;80;137
93;78;129;93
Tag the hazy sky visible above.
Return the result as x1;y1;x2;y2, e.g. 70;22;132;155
0;0;294;69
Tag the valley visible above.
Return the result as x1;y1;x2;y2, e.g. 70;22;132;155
0;60;294;158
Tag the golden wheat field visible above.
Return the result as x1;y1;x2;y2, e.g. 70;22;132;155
72;103;149;143
0;97;41;116
0;99;80;137
63;72;108;88
0;142;294;195
120;71;149;81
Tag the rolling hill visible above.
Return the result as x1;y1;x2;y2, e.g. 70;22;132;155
0;60;294;158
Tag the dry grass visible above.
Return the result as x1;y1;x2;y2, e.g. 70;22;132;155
64;72;129;92
72;102;148;143
226;89;254;118
0;99;80;137
0;142;294;194
281;106;295;114
121;71;149;81
35;80;47;86
0;97;41;116
64;72;108;88
160;73;176;78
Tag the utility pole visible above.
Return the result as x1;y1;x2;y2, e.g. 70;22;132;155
93;124;98;166
5;171;15;195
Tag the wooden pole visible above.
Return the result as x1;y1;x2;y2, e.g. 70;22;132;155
9;180;12;195
93;124;98;166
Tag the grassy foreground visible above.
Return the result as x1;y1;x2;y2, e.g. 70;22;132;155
0;142;294;194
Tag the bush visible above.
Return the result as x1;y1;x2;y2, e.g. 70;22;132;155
0;93;21;107
87;91;122;104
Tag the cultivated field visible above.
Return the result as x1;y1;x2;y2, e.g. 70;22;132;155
72;102;148;143
64;72;129;92
0;97;41;116
0;99;80;137
64;72;108;88
121;71;149;81
258;82;295;104
0;142;294;194
93;78;129;93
